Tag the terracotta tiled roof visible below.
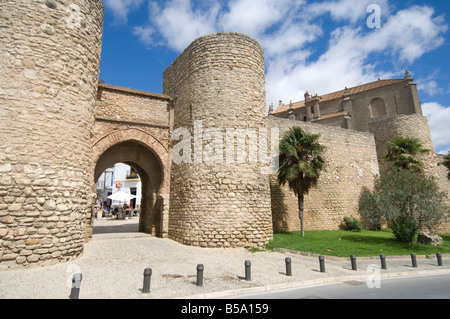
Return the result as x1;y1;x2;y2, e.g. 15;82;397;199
273;78;406;114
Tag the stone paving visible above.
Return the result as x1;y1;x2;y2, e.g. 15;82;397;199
0;218;448;299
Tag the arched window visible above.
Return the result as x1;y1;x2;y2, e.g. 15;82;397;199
370;98;386;118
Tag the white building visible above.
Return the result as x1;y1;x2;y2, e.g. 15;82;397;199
96;163;142;209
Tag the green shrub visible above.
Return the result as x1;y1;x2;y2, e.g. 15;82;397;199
341;216;362;232
358;165;449;243
392;216;419;243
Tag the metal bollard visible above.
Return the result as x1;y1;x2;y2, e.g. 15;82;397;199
70;273;82;299
350;254;357;271
319;255;325;273
245;260;251;281
143;268;152;293
437;253;443;266
196;264;204;286
380;254;387;270
285;257;292;276
411;253;417;268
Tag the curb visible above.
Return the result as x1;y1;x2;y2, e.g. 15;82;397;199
272;248;450;261
180;268;450;299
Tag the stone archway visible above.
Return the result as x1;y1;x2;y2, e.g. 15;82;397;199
91;129;171;238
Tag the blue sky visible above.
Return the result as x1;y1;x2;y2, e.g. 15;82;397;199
99;0;450;154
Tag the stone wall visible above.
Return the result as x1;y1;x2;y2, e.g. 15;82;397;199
348;79;421;133
0;0;104;269
268;116;380;232
436;154;450;233
274;76;422;135
95;83;172;131
163;33;273;248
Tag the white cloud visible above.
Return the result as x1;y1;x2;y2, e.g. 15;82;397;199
147;0;220;51
133;25;155;47
417;71;450;97
422;102;450;154
264;4;447;106
127;1;447;115
104;0;144;24
219;0;303;37
363;6;447;63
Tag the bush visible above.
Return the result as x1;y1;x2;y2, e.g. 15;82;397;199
341;216;362;232
392;216;419;243
358;187;384;230
358;165;449;243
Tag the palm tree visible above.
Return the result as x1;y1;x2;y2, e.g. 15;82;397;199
277;127;326;236
385;136;430;172
440;151;450;180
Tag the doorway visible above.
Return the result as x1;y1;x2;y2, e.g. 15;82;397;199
93;140;164;237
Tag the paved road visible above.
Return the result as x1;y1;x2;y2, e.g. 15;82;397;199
235;274;450;299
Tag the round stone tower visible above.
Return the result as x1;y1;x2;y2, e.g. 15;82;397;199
369;114;439;178
0;0;104;269
163;33;274;248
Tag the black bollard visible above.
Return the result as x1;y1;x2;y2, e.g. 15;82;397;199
437;253;443;266
350;254;357;271
319;255;325;273
245;260;251;281
70;273;82;299
285;257;292;276
380;254;387;270
411;253;417;268
143;268;152;293
196;264;204;286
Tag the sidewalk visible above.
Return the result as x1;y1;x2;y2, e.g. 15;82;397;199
0;218;449;299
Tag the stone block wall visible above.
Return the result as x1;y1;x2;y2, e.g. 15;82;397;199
268;116;380;232
0;0;104;269
163;33;273;248
95;84;172;130
436;154;450;233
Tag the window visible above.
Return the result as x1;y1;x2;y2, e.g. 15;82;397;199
370;98;386;118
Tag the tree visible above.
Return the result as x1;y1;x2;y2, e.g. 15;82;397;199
385;136;430;172
439;151;450;180
359;165;449;243
277;127;326;236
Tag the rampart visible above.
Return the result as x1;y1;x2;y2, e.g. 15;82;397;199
163;33;273;248
268;116;380;232
1;12;448;270
0;0;104;268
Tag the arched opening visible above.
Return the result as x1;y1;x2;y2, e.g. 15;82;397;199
370;97;387;118
93;140;164;237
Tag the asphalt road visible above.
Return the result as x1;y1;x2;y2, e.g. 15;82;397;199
235;274;450;299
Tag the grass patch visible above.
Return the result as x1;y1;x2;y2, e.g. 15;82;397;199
265;229;450;257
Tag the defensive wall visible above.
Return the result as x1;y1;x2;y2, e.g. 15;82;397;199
163;33;274;248
0;0;104;268
268;116;379;232
0;1;448;269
